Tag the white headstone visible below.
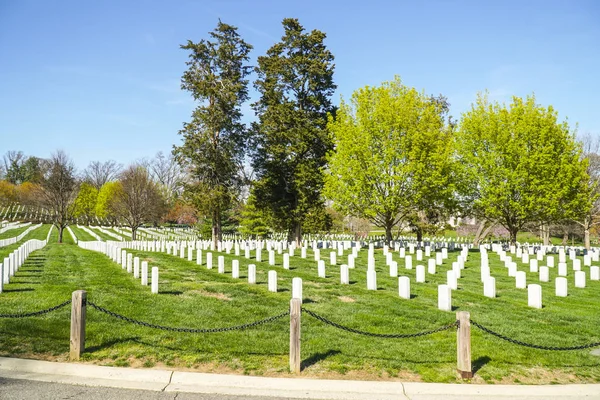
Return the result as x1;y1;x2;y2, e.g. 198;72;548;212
340;264;349;284
405;255;412;270
558;262;567;276
398;276;410;299
367;269;377;290
318;260;326;278
428;258;436;274
151;267;159;294
447;270;457;290
573;258;581;271
206;252;213;269
529;259;538;273
539;266;549;282
481;265;490;282
330;251;337;265
218;255;225;273
546;256;554;268
389;260;398;277
483;276;496;298
438;284;451;311
292;277;302;301
575;270;586;288
555;277;567;297
268;270;277;292
515;271;526;289
527;284;542;309
591;266;600;281
141;261;148;285
232;260;239;278
416;265;425;283
283;253;290;270
248;264;256;284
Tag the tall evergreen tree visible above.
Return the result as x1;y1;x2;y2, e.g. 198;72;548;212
251;18;336;245
174;20;252;250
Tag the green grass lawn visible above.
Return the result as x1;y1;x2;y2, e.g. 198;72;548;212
1;227;599;384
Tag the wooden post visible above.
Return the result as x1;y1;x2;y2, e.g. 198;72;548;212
456;311;472;378
289;298;302;374
70;290;87;361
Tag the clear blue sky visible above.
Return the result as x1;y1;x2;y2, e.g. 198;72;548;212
1;0;598;170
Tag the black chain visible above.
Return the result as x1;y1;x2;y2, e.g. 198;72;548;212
87;301;289;333
302;308;458;338
471;320;600;351
0;299;71;318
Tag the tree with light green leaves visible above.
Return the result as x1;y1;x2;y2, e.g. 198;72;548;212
174;20;252;250
457;93;592;245
73;182;98;224
325;77;457;243
95;181;123;225
251;18;336;245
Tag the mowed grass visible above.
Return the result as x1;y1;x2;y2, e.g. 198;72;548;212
1;228;600;384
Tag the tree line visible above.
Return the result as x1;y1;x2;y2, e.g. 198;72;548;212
174;18;599;248
1;18;598;248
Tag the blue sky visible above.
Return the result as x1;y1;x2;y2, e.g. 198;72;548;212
1;0;598;170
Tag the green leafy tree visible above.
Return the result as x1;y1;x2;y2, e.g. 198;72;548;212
251;18;336;245
73;182;99;223
174;20;252;250
573;134;600;249
238;193;270;239
95;181;123;225
457;93;591;244
325;78;457;243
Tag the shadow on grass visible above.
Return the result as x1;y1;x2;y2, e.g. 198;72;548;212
159;291;183;296
2;288;35;293
85;336;141;353
473;355;491;375
301;349;341;371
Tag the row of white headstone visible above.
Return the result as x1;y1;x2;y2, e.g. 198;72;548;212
0;238;48;293
0;223;41;248
480;245;600;308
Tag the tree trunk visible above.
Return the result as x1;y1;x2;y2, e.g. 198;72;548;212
132;227;137;241
416;228;423;243
385;224;393;245
561;232;568;246
473;220;494;247
509;227;518;246
58;226;64;243
541;224;550;246
294;222;302;247
212;206;221;251
585;228;591;250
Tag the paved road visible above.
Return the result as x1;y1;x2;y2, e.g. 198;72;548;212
0;377;301;400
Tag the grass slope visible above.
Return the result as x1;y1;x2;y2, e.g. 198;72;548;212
0;231;599;383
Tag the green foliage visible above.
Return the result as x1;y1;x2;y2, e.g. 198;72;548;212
73;182;99;222
95;181;123;223
238;193;270;239
457;93;592;243
174;20;252;245
251;18;336;244
325;77;457;242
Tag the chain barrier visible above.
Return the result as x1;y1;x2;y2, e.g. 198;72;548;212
0;299;71;318
471;320;600;351
302;308;458;338
87;301;289;333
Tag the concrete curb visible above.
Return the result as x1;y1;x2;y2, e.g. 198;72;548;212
1;357;600;399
